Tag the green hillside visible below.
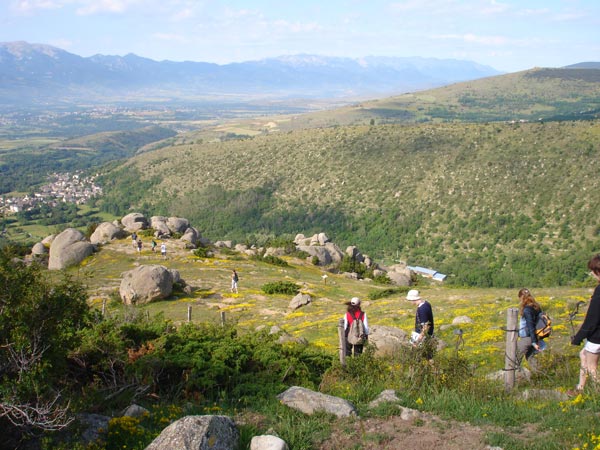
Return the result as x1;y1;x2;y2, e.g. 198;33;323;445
96;119;600;287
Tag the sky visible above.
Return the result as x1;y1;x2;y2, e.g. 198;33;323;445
1;0;599;73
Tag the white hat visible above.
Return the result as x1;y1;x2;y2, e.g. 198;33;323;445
406;289;422;301
350;297;361;306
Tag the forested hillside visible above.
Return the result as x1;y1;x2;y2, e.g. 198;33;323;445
96;119;600;287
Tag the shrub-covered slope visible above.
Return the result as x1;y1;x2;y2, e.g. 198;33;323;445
97;119;600;287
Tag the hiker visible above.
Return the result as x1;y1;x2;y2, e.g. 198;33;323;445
343;297;369;356
160;242;166;259
131;232;137;248
517;288;546;372
406;289;435;359
231;269;239;293
151;239;157;252
569;254;600;395
137;239;142;253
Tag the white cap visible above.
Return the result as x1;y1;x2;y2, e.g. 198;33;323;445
406;289;422;301
350;297;361;306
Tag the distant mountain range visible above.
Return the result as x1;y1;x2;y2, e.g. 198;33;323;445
0;41;503;107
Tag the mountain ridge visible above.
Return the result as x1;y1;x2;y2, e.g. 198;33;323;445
0;41;502;106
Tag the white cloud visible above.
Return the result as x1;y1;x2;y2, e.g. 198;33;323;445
433;33;510;46
272;20;322;33
11;0;67;13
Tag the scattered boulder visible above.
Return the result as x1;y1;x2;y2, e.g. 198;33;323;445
345;246;364;263
251;435;289;450
519;389;568;401
452;316;473;325
367;325;409;356
277;386;357;418
180;227;200;245
289;293;311;310
277;334;308;345
145;415;239;450
214;241;232;248
121;213;148;232
76;413;110;445
368;389;400;409
296;242;344;266
48;228;94;270
119;265;174;305
122;404;149;418
90;222;125;245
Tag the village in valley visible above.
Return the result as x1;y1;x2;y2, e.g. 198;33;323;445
0;171;103;215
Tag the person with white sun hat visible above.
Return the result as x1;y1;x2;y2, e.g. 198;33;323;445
406;289;435;359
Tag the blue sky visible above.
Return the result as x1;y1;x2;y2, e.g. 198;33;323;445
1;0;598;72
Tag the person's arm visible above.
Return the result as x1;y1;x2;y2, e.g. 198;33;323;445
362;312;369;336
523;307;538;345
573;286;600;345
343;313;349;331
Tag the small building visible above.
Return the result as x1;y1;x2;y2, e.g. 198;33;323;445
408;265;447;282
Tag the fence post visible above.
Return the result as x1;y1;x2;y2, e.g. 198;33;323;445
101;298;107;316
187;305;192;323
220;311;226;327
505;307;519;391
338;318;346;367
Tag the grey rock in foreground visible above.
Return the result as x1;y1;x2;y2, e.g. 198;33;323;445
145;415;238;450
277;386;357;418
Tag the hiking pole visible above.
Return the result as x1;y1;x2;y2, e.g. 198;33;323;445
568;301;586;338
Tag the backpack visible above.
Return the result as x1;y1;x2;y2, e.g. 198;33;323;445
535;311;552;339
347;311;366;345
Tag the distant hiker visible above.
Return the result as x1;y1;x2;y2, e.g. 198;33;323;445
344;297;369;356
137;239;142;253
406;289;435;359
151;239;157;252
517;288;546;372
131;232;137;248
160;242;166;259
569;254;600;396
231;269;239;293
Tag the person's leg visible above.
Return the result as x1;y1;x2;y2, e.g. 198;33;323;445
517;337;532;367
582;349;600;386
354;344;363;355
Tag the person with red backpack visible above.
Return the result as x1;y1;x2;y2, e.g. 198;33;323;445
343;297;369;357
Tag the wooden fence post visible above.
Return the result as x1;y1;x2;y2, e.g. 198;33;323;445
338;318;346;367
505;307;519;391
101;298;107;316
220;311;226;326
187;305;192;323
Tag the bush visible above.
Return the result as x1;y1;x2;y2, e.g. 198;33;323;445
367;286;410;300
194;246;212;258
259;254;289;267
261;281;300;295
311;255;320;265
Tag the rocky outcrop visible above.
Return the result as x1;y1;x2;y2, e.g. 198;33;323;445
384;263;413;286
297;242;344;266
181;227;200;245
48;228;94;270
119;265;176;305
151;216;171;236
277;386;357;418
90;222;125;245
145;415;239;450
121;213;148;232
31;242;48;256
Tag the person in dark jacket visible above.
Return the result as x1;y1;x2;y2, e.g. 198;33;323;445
406;289;435;359
517;288;545;372
569;254;600;395
343;297;369;357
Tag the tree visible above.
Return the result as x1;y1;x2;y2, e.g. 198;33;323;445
0;250;90;442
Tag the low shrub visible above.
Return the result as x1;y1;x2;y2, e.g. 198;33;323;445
260;254;289;267
261;281;300;295
367;286;410;300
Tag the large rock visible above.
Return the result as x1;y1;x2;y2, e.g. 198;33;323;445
181;227;199;245
119;265;174;305
367;325;409;356
90;222;125;245
289;293;311;310
31;242;48;256
151;216;171;236
48;228;94;270
167;217;190;234
121;213;148;232
145;415;238;450
277;386;357;418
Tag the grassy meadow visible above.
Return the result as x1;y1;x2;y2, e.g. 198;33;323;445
63;236;600;450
